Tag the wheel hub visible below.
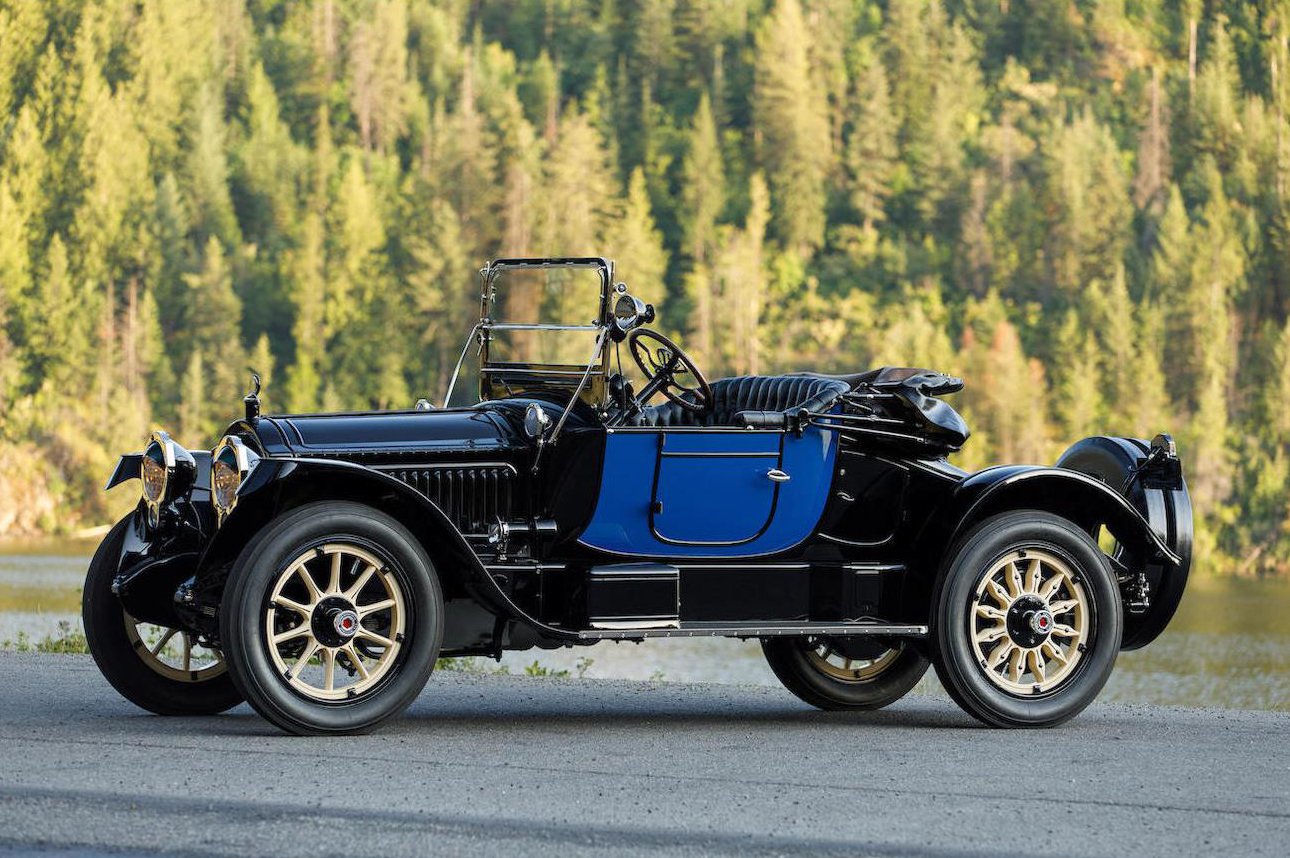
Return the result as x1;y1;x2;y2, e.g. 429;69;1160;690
312;596;360;647
1006;595;1052;648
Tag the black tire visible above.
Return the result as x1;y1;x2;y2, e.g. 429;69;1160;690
220;501;443;735
83;518;243;716
762;637;929;711
931;511;1122;728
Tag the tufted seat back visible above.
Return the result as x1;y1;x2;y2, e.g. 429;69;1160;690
637;375;849;428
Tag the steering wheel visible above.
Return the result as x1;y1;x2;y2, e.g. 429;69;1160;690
626;329;713;414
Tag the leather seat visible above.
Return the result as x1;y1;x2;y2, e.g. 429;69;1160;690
637;375;849;428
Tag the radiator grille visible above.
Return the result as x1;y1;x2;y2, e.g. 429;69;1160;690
383;466;514;535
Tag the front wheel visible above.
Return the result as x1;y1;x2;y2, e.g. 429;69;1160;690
220;502;443;735
762;636;929;711
83;518;243;716
931;511;1122;728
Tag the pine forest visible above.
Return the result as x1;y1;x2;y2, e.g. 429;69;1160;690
1;0;1289;575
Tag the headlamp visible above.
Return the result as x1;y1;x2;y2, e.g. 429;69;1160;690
140;431;195;527
211;435;259;521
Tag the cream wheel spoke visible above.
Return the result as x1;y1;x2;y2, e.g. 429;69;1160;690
986;640;1014;670
345;565;377;602
296;563;321;602
128;620;226;683
357;598;396;618
272;624;312;646
1005;561;1025;598
293;641;320;676
802;638;901;682
1040;640;1068;665
1028;649;1046;684
276;596;313;617
357;629;395;649
327;552;343;595
975;604;1007;622
975;624;1008;645
1023;558;1043;594
341;644;370;680
322;648;337;692
1007;648;1025;683
1038;572;1065;602
150;628;177;657
971;547;1088;697
986;580;1012;608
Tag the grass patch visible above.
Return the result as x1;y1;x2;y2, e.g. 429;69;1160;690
2;620;89;654
435;654;595;679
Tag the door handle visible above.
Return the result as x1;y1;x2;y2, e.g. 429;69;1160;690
766;469;790;483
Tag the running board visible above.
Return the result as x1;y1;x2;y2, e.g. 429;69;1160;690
576;621;928;641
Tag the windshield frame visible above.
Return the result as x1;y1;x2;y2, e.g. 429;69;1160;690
467;257;614;408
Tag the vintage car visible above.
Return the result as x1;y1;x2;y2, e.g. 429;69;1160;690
83;257;1192;734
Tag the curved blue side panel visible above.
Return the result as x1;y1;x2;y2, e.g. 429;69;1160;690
578;427;838;558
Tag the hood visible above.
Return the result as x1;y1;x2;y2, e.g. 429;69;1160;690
249;407;525;460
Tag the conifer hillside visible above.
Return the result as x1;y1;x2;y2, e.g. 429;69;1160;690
0;1;1286;573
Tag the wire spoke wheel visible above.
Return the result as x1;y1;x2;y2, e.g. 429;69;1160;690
968;548;1089;696
803;637;902;683
124;616;225;683
265;543;407;702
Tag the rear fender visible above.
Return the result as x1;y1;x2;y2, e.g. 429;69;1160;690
911;466;1181;632
941;466;1180;567
196;458;576;642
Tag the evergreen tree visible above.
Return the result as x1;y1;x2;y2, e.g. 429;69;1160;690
1051;309;1103;440
846;54;897;231
605;168;668;299
680;92;724;265
753;0;830;256
183;237;246;436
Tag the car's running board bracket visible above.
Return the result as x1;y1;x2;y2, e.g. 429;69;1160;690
576;621;928;641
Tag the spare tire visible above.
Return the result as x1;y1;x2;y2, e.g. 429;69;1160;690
1056;436;1192;650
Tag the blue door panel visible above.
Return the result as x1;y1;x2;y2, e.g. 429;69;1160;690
660;432;781;455
578;427;838;558
653;452;778;544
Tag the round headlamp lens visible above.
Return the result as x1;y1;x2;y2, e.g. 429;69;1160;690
212;452;241;513
211;437;257;519
141;442;168;505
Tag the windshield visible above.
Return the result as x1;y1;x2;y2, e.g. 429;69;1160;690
484;264;607;366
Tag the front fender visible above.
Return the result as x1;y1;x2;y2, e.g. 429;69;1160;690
196;457;578;642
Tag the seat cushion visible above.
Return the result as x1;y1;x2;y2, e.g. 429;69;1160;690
639;375;849;427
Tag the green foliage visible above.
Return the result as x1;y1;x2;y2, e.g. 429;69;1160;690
2;621;89;654
0;0;1287;573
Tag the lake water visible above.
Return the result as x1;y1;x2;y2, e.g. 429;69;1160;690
3;544;1288;711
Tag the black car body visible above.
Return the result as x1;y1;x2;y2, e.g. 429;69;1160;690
85;258;1192;734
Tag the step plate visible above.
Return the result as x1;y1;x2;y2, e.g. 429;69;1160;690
578;621;928;641
586;563;680;630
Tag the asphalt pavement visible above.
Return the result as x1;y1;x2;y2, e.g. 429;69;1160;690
0;652;1286;857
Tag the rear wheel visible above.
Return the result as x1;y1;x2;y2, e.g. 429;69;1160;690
762;636;928;711
83;519;243;716
220;502;443;735
931;511;1121;728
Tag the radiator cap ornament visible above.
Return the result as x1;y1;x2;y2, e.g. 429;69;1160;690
243;372;262;423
